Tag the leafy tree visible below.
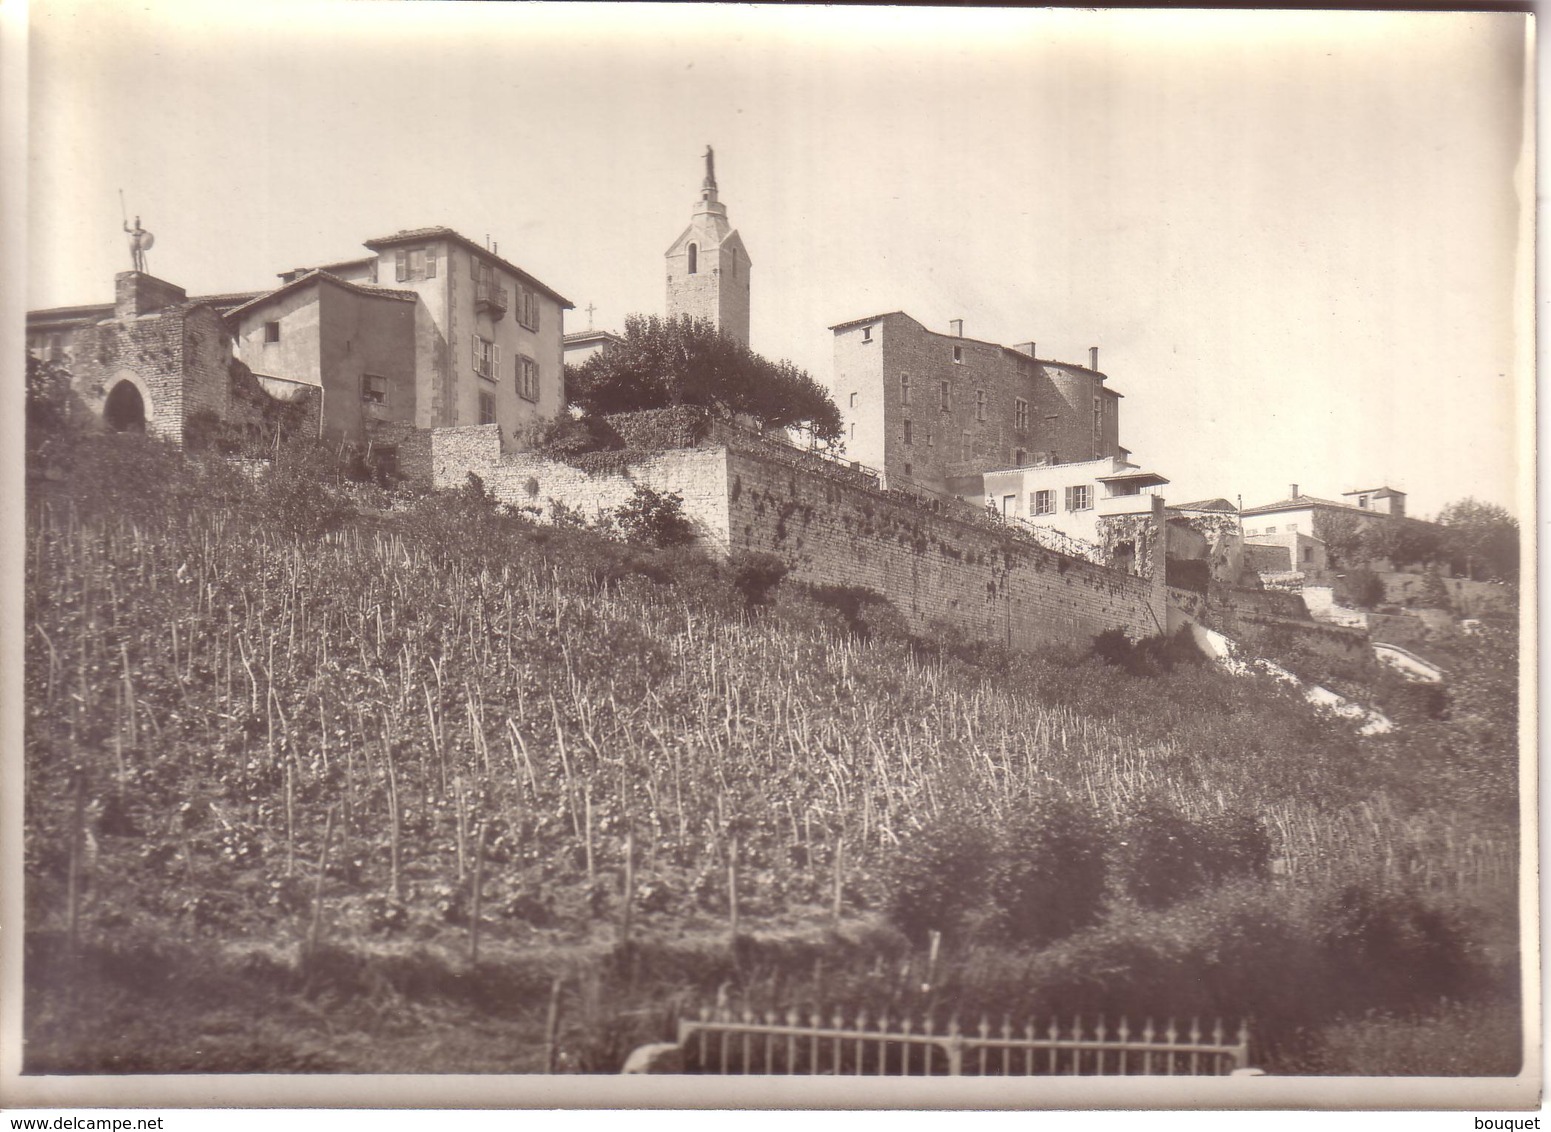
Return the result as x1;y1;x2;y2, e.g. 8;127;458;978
612;484;696;548
26;354;74;436
566;314;843;445
1437;498;1519;582
1317;510;1369;569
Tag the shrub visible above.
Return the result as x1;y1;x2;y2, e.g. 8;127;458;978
884;809;997;945
1111;796;1270;910
983;795;1109;946
730;551;789;611
612;485;696;548
1316;883;1480;1010
1090;628;1202;677
807;585;908;642
258;442;357;539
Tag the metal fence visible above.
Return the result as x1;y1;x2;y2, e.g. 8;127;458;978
678;1005;1250;1076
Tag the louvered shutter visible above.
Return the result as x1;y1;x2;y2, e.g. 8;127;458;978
396;250;407;282
426;249;436;278
1064;487;1074;512
493;344;501;374
473;334;481;375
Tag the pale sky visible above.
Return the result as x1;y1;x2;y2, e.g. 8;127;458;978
24;2;1532;519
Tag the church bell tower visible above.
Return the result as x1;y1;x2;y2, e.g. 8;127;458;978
665;146;751;346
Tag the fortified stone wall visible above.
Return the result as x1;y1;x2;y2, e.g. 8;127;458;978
424;421;1168;650
722;443;1166;649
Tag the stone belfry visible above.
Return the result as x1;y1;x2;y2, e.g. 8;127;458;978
665;145;751;346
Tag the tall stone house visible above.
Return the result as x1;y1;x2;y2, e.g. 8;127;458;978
828;312;1122;496
27;227;572;457
1241;483;1411;574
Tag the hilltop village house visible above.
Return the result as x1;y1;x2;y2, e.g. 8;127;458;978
1240;484;1411;576
27;227;572;459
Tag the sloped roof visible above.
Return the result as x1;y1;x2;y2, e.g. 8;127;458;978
1241;493;1354;517
363;226;573;308
223;270;417;322
1170;498;1238;512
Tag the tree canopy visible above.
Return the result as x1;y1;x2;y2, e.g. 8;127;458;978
1436;498;1519;582
565;314;843;444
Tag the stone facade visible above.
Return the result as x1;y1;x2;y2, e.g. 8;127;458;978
829;312;1122;496
66;274;237;441
427;421;1169;650
665;150;750;346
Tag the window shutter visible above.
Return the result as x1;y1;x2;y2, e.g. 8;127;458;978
1064;487;1074;511
494;344;501;373
473;334;481;373
395;250;407;282
533;297;540;330
426;249;436;278
472;254;480;280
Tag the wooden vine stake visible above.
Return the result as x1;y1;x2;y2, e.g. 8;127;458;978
66;768;87;962
831;836;845;931
727;834;740;947
468;821;486;965
544;976;565;1073
306;807;336;974
620;827;636;954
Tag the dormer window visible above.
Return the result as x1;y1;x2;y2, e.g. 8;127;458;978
687;243;698;274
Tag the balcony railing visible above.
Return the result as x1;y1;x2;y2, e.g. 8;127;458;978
476;279;508;317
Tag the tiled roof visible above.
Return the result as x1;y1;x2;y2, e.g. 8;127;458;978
223;271;416;321
827;311;905;332
1241;494;1355;517
362;226;573;308
1170;498;1238;512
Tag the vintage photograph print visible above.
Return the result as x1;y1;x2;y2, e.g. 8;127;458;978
10;0;1536;1109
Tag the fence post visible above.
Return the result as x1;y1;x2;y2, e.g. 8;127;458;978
945;1016;964;1076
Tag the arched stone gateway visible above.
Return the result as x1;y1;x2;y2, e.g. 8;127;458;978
103;379;147;432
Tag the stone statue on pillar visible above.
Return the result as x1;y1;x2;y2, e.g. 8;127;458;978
124;216;154;273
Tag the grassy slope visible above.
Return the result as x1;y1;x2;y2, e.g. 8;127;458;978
22;438;1522;1075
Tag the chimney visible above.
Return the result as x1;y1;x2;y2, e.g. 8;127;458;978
1089;346;1099;370
1290;483;1300;498
949;319;964;337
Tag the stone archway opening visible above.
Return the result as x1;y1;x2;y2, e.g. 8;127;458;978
103;380;147;433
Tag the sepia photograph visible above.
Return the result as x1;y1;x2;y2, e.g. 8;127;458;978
3;0;1537;1114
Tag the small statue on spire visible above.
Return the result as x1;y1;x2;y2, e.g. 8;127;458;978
703;144;717;192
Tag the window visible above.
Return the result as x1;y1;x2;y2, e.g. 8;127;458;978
899;373;911;405
1265;526;1277;534
394;246;437;282
687;243;698;274
516;286;541;330
1015;398;1029;432
976;389;987;421
264;321;280;343
903;419;913;445
1032;490;1055;516
849;392;858;408
1014;448;1026;466
904;462;913;477
362;374;387;404
1358;494;1371;509
1286;522;1298;532
939;380;951;411
849;422;856;439
473;335;500;379
478;391;496;426
1303;547;1314;563
952;345;964;364
516;355;538;402
926;430;934;447
1065;485;1092;511
862;326;873;343
1245;529;1259;538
